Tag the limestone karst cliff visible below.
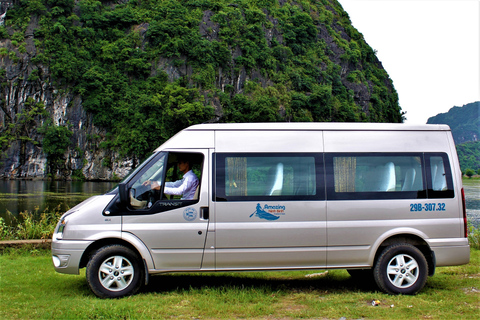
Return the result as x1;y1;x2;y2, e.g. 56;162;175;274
0;0;403;180
427;101;479;145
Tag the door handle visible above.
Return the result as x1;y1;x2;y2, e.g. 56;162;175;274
200;207;209;220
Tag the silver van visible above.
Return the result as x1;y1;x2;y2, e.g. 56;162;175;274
52;123;470;298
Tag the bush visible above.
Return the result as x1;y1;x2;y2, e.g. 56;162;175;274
468;222;480;250
0;208;62;240
465;168;475;178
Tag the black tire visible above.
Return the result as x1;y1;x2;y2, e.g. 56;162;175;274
373;243;428;295
86;245;144;298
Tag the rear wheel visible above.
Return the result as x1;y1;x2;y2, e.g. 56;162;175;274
373;244;428;295
86;245;144;298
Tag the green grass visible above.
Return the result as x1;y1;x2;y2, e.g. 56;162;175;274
1;248;479;319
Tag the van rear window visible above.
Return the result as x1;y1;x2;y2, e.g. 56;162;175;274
326;153;454;200
214;153;324;201
426;154;455;198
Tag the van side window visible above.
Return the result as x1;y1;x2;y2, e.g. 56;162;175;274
430;156;447;191
326;153;427;200
128;153;167;210
426;154;454;198
215;153;324;201
127;152;203;211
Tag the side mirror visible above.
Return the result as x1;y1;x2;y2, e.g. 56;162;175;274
118;183;129;206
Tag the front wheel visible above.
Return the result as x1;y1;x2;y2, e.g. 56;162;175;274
373;244;428;295
86;245;144;298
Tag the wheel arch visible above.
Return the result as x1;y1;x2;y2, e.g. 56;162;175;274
370;230;435;276
79;234;154;272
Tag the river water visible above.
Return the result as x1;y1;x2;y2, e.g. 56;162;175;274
463;179;480;228
0;179;479;227
0;180;116;225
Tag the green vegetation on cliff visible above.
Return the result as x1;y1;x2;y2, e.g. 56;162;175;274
427;101;479;145
427;101;480;173
456;141;480;174
1;0;403;164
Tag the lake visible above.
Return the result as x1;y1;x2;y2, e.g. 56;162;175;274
463;179;480;228
0;180;116;225
0;179;479;227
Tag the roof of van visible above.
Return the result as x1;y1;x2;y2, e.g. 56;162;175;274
185;123;451;131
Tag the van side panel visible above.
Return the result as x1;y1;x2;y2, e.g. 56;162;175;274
214;131;327;269
155;130;215;150
326;201;464;267
323;130;451;153
324;130;468;268
215;130;319;153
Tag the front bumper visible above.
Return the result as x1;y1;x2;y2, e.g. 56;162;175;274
51;239;93;274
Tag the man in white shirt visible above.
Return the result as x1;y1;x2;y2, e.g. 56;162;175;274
144;156;199;200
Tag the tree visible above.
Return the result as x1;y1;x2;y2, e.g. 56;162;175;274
465;168;475;179
41;122;73;177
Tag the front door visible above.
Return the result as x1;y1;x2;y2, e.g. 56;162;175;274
122;150;210;270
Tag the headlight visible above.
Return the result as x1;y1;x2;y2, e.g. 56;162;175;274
55;217;68;240
55;210;76;240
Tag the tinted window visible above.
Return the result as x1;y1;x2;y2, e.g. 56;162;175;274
326;153;427;200
327;153;455;200
426;153;454;198
215;153;324;201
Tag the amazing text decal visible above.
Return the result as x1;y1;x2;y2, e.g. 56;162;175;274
249;203;285;220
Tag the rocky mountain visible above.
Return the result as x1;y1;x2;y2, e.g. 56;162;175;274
427;101;479;145
427;101;480;172
0;0;404;180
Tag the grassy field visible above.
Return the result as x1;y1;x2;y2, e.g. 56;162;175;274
0;247;478;320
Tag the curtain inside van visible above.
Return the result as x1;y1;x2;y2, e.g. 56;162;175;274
334;157;356;192
227;157;248;196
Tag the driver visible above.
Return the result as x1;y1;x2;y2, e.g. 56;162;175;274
143;155;199;200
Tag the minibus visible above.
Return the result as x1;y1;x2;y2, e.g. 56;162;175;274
52;123;470;298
